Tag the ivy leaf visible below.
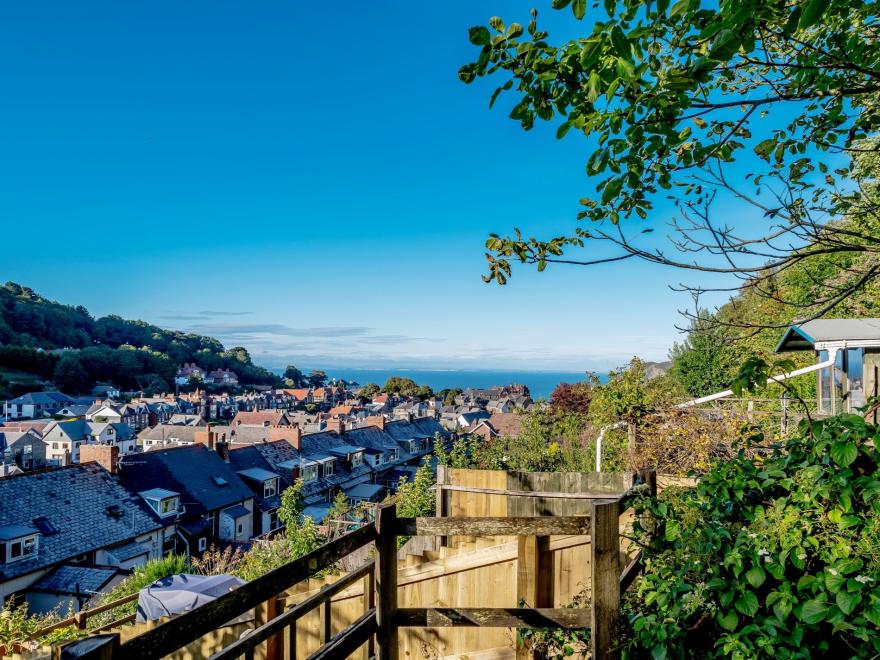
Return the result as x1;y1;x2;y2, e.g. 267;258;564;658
735;591;759;617
830;440;857;467
799;599;829;624
572;0;586;19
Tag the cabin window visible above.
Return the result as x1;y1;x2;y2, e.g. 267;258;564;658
263;478;278;498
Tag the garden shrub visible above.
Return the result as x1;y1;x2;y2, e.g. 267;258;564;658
627;414;880;658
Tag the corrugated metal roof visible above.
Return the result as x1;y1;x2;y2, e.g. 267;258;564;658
777;318;880;352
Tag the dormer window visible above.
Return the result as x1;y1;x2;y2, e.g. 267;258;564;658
302;463;318;482
322;460;335;477
263;478;278;498
140;489;180;518
351;452;364;468
0;525;40;564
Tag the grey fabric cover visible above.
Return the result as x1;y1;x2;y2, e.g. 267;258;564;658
136;573;249;623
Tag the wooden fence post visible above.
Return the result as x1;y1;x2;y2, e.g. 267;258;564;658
436;464;448;547
265;594;283;660
363;563;376;660
375;504;398;660
591;500;621;660
516;534;539;659
54;634;120;660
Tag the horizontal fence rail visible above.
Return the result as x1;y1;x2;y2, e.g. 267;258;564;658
396;607;593;628
395;515;592;537
56;468;658;660
209;560;375;660
118;523;376;660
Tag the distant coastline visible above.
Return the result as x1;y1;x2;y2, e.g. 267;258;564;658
270;368;607;400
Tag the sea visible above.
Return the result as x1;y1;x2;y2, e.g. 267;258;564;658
272;368;605;400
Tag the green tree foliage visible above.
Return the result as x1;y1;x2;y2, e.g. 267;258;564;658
278;479;306;529
283;364;305;387
357;383;381;400
327;490;352;521
439;387;463;407
308;370;328;388
0;282;278;390
628;414;880;657
382;376;420;397
393;462;436;519
460;0;880;322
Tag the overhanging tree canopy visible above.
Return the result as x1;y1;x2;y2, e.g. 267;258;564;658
462;0;880;328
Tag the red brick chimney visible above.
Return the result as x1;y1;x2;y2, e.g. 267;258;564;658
365;415;385;431
290;424;302;451
80;444;119;475
194;424;216;450
326;418;345;435
215;440;230;462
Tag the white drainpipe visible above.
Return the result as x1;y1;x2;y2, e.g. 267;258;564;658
674;359;834;409
594;358;834;472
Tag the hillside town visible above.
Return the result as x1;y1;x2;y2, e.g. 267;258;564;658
0;375;530;615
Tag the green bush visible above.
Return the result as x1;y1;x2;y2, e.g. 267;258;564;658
627;414;880;658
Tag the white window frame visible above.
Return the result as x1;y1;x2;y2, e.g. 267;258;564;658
302;464;318;482
263;478;278;498
6;535;38;564
351;452;364;468
198;537;207;551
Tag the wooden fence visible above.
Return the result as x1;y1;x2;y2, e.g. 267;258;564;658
55;469;657;660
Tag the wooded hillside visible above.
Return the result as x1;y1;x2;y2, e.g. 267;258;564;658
0;282;278;396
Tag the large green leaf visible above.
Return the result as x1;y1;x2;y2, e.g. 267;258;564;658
799;0;830;29
799;599;829;624
836;590;860;616
735;591;759;617
830;440;857;467
718;609;739;631
745;566;766;589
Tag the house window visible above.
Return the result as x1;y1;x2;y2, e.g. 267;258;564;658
268;510;280;530
323;461;335;477
6;535;38;563
263;478;278;498
302;464;318;482
351;452;363;468
198;537;207;552
237;523;243;534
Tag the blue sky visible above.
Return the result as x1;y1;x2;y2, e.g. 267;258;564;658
0;1;741;371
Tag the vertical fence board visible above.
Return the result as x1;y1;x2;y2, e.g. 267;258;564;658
375;504;398;660
591;500;621;660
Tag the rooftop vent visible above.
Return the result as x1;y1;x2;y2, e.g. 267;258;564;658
212;476;228;486
105;505;124;519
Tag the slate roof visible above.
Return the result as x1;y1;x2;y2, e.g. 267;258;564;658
119;444;253;518
8;392;74;406
0;464;162;582
29;564;120;595
232;411;290;427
